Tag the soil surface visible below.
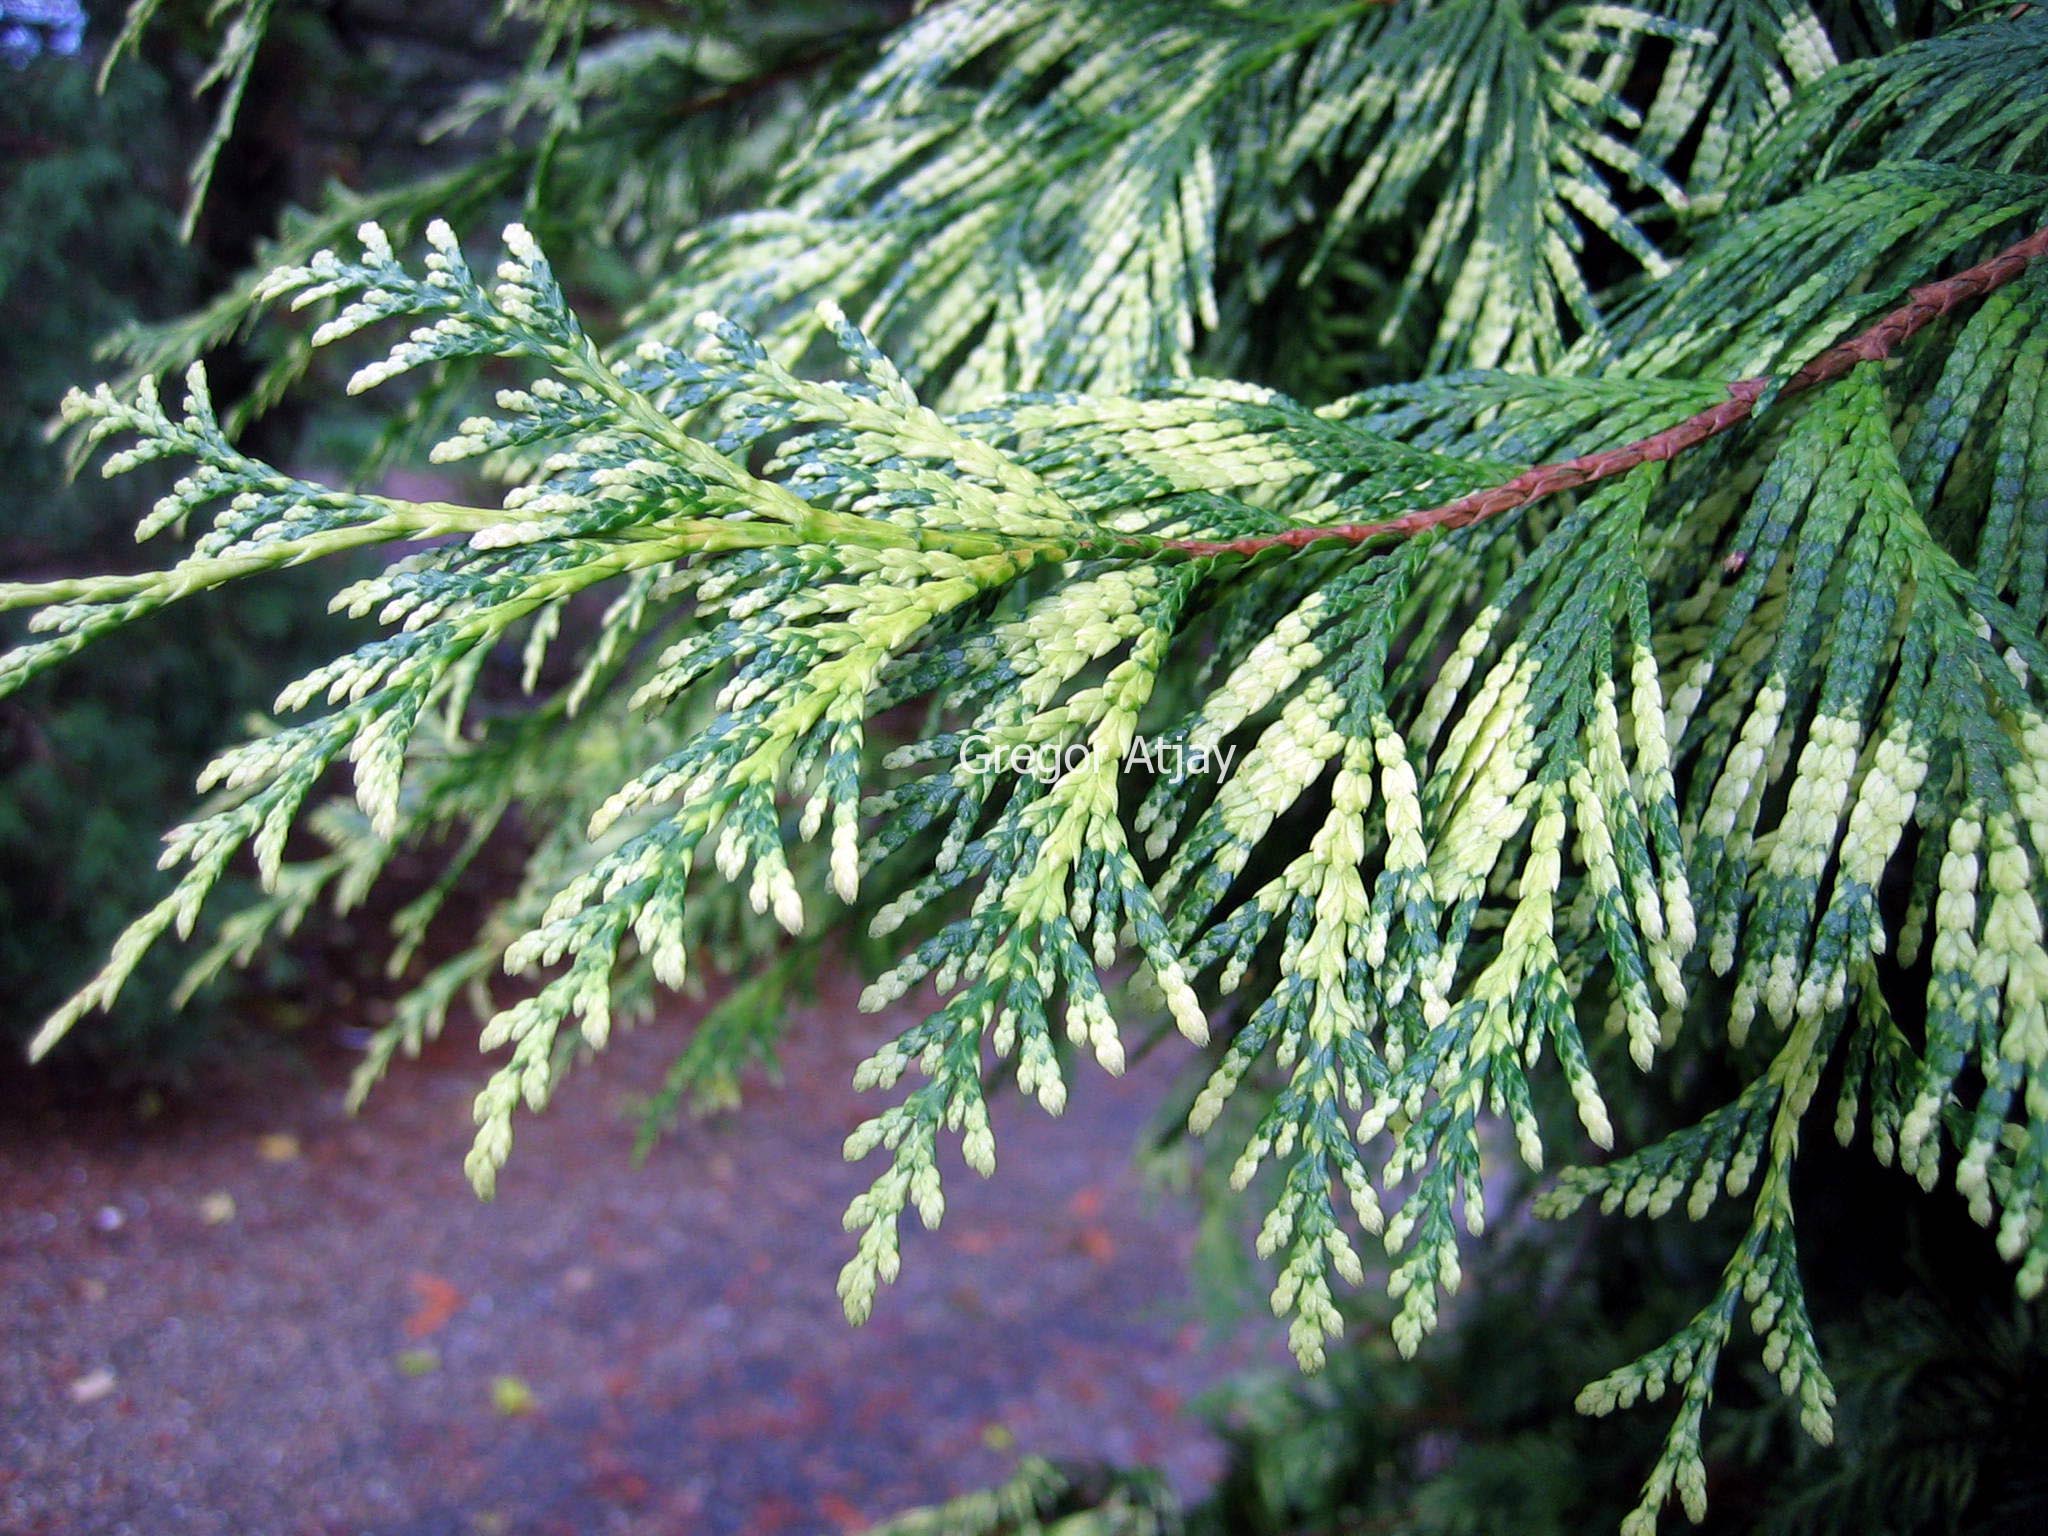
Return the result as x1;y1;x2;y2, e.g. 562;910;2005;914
2;968;1277;1536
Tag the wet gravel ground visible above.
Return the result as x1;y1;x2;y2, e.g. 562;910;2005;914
1;967;1276;1536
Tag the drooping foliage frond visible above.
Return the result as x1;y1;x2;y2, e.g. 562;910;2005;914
86;0;863;439
102;0;613;238
101;0;1900;425
628;0;1719;388
99;0;279;237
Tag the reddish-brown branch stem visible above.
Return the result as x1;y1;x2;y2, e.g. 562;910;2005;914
1155;222;2048;560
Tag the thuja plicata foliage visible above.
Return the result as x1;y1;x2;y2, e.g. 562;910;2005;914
14;1;2048;1527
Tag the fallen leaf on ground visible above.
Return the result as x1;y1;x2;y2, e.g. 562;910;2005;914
198;1191;236;1226
256;1133;301;1163
396;1349;440;1377
491;1376;537;1416
818;1493;867;1531
404;1272;464;1339
1075;1225;1116;1262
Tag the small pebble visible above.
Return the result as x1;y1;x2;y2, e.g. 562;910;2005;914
69;1368;117;1405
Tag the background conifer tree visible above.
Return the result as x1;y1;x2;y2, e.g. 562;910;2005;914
10;0;2048;1528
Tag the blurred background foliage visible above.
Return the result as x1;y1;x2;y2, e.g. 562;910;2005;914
0;4;329;1073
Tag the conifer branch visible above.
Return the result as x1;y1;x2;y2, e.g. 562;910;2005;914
1157;222;2048;559
16;12;2048;1531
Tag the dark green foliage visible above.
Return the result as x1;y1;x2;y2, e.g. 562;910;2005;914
0;37;344;1068
891;1171;2048;1534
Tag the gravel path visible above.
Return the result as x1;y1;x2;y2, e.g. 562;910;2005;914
2;967;1274;1536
